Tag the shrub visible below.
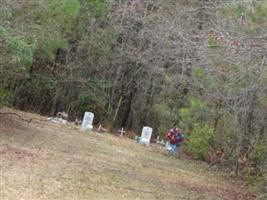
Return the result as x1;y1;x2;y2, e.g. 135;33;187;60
184;124;214;160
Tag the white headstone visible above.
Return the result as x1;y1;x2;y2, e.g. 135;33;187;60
81;112;94;131
139;126;153;146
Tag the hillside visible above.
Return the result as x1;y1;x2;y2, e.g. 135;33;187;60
1;0;267;191
0;108;255;200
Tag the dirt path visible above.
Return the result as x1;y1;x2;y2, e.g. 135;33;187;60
0;108;256;200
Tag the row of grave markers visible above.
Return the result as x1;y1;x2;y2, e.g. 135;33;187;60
80;111;153;146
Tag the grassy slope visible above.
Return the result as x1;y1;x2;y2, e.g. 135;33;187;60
0;108;255;200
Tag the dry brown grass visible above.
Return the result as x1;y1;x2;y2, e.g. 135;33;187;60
0;108;255;200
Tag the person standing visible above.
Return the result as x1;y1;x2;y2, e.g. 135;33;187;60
166;125;183;155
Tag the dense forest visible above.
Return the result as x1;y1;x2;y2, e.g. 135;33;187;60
0;0;266;194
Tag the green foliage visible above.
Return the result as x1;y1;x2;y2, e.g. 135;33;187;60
264;68;267;83
0;2;265;191
190;97;205;109
233;4;247;17
216;114;239;145
153;104;172;121
86;0;109;19
88;27;118;67
249;173;267;200
42;77;58;90
179;97;215;159
207;35;220;49
179;108;190;126
0;0;80;64
2;0;81;61
221;3;247;17
0;26;36;70
32;0;80;60
221;1;267;34
55;0;81;17
194;67;205;79
242;25;256;35
250;141;267;165
74;78;109;115
250;1;267;25
2;10;13;20
179;97;207;132
184;124;214;160
0;86;14;107
0;88;8;107
193;67;214;92
77;0;109;22
152;103;172;137
76;0;110;40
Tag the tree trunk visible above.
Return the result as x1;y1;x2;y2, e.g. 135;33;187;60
50;86;62;116
113;94;124;126
214;99;222;132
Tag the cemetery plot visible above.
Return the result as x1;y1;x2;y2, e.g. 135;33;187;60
0;108;255;200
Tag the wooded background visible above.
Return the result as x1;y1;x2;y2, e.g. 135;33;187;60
0;0;266;192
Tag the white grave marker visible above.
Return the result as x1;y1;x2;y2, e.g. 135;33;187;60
81;112;94;131
118;127;126;137
139;126;153;146
166;141;172;151
156;136;166;146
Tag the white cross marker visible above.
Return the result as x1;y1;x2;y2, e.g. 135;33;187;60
118;128;126;137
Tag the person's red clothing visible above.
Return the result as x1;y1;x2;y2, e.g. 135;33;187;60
166;128;183;144
166;130;177;144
